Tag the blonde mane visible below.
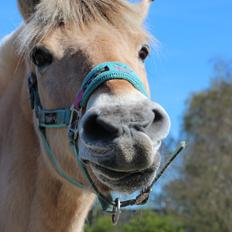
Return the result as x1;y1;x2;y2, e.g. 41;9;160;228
17;0;144;56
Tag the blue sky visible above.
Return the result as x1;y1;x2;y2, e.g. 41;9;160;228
0;0;231;139
147;0;232;138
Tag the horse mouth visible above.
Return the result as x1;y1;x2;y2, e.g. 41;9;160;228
79;129;161;193
88;161;158;193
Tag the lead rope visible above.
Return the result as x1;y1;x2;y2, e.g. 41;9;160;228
110;141;186;224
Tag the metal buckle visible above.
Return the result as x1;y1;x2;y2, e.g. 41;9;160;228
112;198;121;225
68;106;81;141
135;188;152;205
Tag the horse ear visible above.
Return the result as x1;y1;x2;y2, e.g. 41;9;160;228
17;0;40;20
137;0;154;22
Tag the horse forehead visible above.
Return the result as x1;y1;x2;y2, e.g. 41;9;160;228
42;24;145;56
41;31;142;73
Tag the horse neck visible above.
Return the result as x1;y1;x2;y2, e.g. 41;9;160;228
0;39;95;232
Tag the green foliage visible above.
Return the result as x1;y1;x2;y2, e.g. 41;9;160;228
122;210;184;232
85;210;184;232
85;215;117;232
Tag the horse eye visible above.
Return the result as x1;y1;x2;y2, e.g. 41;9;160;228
139;45;150;61
31;46;53;68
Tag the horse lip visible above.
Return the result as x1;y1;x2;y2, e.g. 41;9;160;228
90;162;156;181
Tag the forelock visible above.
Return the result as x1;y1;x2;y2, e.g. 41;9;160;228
17;0;147;56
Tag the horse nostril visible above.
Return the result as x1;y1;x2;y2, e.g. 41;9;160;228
134;109;164;132
83;113;122;142
144;105;170;140
153;109;163;123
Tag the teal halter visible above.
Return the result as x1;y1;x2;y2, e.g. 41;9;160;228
28;61;185;224
28;62;149;214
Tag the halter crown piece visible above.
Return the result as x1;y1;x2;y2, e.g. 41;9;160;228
28;62;185;224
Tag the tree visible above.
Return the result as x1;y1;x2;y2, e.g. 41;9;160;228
163;60;232;232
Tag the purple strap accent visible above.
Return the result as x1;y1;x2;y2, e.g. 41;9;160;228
73;89;84;109
72;73;96;109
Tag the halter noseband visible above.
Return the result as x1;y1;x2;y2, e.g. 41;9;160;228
28;61;185;224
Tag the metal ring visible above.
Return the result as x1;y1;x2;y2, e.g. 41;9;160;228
112;198;121;225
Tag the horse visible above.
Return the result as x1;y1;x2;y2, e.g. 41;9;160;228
0;0;170;231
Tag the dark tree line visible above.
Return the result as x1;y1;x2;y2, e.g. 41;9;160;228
161;60;232;232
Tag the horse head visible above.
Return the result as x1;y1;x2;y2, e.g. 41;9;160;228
17;0;170;198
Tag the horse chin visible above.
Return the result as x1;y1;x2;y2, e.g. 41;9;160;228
89;160;158;194
81;149;160;194
78;132;161;193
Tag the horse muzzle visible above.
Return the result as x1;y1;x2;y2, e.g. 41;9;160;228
78;97;170;192
28;61;170;198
